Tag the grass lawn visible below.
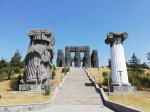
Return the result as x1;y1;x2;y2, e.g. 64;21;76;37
87;67;150;112
87;67;110;88
0;67;65;105
107;94;150;112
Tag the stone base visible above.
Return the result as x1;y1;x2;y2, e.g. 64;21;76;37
110;85;137;93
19;84;42;91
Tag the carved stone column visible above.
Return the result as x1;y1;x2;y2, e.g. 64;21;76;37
91;50;99;68
65;46;71;67
74;47;81;67
56;49;65;67
21;29;55;91
105;32;130;85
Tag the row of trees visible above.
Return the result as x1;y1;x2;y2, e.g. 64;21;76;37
108;53;150;71
0;50;24;80
127;53;149;72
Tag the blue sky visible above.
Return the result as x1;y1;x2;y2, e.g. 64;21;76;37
0;0;150;66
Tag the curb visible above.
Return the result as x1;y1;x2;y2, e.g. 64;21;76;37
83;68;143;112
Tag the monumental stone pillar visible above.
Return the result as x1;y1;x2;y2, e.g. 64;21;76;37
56;49;65;67
65;46;71;67
105;32;130;86
20;29;55;91
83;46;90;67
74;47;81;67
91;50;99;68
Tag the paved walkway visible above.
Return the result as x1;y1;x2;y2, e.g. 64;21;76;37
29;68;114;112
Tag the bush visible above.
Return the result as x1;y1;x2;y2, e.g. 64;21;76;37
44;85;51;95
62;67;70;73
52;70;56;79
0;72;5;81
102;71;108;77
53;65;57;70
128;71;150;89
102;74;112;86
10;75;22;90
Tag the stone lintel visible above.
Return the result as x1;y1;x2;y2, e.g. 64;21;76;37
65;46;90;52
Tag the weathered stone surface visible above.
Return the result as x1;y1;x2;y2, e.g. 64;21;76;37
105;32;130;86
22;29;55;88
83;51;90;67
56;49;65;67
91;50;99;68
65;46;91;67
65;46;71;67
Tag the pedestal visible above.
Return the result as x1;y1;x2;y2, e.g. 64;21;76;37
110;85;137;93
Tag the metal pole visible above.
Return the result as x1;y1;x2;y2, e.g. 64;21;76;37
118;71;124;103
108;72;110;95
65;63;66;75
98;67;100;87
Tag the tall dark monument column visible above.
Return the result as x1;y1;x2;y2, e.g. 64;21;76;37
91;50;99;68
83;46;90;67
74;47;81;67
65;46;71;67
56;49;65;67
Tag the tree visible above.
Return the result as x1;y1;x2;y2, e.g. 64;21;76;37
147;52;150;60
0;50;24;80
141;62;149;69
107;59;111;69
128;53;142;72
0;57;7;69
10;49;24;73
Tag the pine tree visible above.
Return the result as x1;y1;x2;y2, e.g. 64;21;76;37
128;53;142;72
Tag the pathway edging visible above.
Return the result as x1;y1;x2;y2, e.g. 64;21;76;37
83;68;143;112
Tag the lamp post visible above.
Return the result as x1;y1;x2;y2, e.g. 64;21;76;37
118;71;124;103
38;71;43;103
108;72;110;96
98;67;100;87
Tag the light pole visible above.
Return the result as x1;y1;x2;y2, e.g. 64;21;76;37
118;71;124;103
107;72;110;96
98;67;100;87
38;71;43;103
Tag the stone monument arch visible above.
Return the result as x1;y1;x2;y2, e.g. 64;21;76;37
57;46;99;68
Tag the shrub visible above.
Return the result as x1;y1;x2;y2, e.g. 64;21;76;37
53;65;57;70
0;73;4;81
102;71;108;77
10;78;18;90
102;74;112;86
62;66;70;73
52;70;56;79
10;75;22;90
128;71;150;89
44;85;51;95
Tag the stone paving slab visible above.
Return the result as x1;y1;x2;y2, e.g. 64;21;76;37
29;105;114;112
